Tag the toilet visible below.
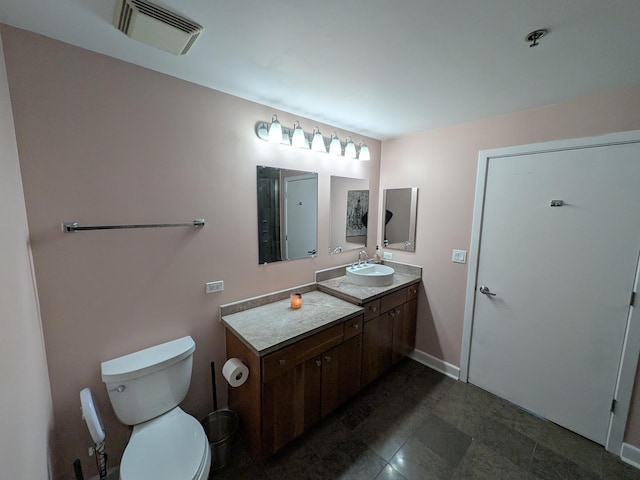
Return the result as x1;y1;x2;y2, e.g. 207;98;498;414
101;336;211;480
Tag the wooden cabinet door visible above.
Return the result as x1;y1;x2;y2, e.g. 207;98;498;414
262;368;296;456
391;299;417;365
320;344;340;418
361;313;393;385
294;356;322;435
337;334;362;404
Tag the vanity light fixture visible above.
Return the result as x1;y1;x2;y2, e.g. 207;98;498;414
268;114;283;143
311;127;327;152
291;121;308;149
255;115;371;160
344;137;357;159
329;133;342;156
358;142;370;161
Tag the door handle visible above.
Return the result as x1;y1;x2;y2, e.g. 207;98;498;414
479;285;497;296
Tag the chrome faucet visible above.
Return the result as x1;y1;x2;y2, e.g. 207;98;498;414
331;246;342;255
358;250;369;265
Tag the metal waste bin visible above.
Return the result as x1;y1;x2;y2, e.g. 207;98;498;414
201;409;238;473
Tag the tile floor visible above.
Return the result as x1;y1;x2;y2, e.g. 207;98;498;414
213;358;640;480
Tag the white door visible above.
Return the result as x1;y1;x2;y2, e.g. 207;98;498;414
284;174;318;260
469;142;640;444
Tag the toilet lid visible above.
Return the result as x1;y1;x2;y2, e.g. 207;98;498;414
120;408;207;480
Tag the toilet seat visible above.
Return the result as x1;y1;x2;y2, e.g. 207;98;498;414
120;407;210;480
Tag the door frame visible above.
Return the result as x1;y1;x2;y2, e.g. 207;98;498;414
459;129;640;454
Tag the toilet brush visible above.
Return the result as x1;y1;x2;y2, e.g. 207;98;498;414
73;459;84;480
211;361;218;411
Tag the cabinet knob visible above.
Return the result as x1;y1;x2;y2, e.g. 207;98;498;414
351;323;359;329
324;355;331;362
278;359;286;366
315;359;322;367
369;306;377;312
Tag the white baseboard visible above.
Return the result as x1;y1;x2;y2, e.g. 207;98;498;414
407;349;460;380
621;443;640;470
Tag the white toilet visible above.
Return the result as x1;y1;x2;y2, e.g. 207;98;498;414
101;336;211;480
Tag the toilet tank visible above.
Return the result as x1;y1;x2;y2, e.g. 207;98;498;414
101;336;196;425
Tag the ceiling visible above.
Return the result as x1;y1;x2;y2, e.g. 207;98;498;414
0;0;638;140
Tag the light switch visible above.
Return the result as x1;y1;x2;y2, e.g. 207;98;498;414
452;249;467;264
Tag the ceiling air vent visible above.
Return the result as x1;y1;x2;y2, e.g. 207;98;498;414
114;0;203;55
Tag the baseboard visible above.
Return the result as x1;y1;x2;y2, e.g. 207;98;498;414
407;349;460;380
621;443;640;470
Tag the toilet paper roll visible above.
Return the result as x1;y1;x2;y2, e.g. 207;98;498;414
222;358;249;387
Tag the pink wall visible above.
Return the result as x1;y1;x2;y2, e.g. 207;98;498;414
380;86;640;442
0;33;53;480
0;25;380;479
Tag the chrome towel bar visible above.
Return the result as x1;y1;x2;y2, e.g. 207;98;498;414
62;219;205;233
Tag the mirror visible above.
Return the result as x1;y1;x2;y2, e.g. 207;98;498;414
330;176;370;254
383;187;418;251
257;166;318;264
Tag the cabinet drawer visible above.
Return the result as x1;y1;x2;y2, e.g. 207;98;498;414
295;324;344;365
380;288;407;313
363;299;381;322
406;283;419;301
262;343;298;383
343;315;363;341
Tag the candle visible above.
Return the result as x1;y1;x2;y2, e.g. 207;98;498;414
290;293;302;309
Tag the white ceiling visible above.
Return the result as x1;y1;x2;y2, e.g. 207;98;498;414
0;0;639;140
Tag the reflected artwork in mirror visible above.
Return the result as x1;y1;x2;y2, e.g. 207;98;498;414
383;187;418;251
257;166;318;264
330;176;369;254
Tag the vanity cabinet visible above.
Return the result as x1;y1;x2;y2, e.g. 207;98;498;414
226;314;364;460
362;284;418;385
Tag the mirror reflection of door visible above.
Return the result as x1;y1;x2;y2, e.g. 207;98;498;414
256;166;318;264
284;174;318;260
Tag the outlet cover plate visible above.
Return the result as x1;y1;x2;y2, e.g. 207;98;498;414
383;251;393;260
206;280;224;293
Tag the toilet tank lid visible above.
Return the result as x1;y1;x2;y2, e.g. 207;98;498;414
101;336;196;383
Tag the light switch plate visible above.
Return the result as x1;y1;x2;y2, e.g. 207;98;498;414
206;280;224;293
452;249;467;264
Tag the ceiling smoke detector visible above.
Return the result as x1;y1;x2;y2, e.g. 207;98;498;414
114;0;203;55
525;29;549;48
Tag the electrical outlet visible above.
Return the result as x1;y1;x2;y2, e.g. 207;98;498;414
452;249;467;264
383;251;393;260
205;281;224;293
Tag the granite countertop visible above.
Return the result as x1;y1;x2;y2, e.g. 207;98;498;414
221;289;363;356
316;262;422;305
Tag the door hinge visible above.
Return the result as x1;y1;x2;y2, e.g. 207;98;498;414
631;291;636;307
611;399;617;413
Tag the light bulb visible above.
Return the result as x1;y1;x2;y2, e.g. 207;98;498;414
291;121;308;149
256;123;269;140
358;142;370;161
344;137;357;159
268;114;283;143
329;133;342;156
311;127;326;152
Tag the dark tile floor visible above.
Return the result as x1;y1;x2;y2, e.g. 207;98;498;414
212;358;640;480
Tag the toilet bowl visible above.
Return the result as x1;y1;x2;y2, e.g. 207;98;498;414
101;336;210;480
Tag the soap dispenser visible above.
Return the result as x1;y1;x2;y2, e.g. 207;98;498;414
374;245;381;262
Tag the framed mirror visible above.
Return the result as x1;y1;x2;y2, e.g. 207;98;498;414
383;187;418;251
257;166;318;264
330;176;370;254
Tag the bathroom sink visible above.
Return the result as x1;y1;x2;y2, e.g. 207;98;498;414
346;264;395;287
